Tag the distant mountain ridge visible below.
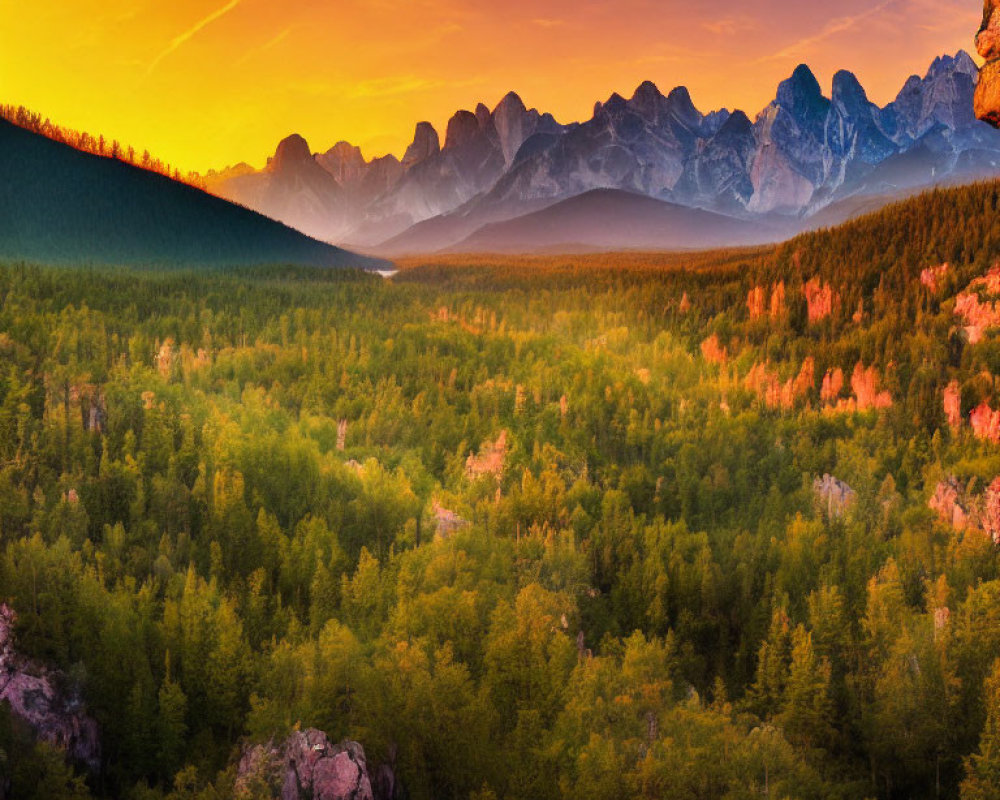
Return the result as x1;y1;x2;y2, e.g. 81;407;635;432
0;119;388;270
207;52;1000;254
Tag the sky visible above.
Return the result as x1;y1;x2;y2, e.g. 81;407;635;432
0;0;983;174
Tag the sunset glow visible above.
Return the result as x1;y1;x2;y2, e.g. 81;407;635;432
0;0;982;173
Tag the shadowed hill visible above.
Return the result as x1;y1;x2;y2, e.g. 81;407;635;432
443;188;786;254
0;119;389;270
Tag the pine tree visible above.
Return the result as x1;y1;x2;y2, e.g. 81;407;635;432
962;659;1000;800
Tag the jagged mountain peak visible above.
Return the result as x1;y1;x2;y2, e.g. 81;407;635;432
831;70;867;102
445;109;482;148
717;108;752;135
475;103;492;129
402;121;440;168
269;134;314;172
632;80;663;102
665;86;702;125
776;64;829;111
210;51;1000;252
597;93;629;117
929;50;977;80
494;91;527;116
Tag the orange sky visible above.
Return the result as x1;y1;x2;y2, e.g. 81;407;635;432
0;0;982;173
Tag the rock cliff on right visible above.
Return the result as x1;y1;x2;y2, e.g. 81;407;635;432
977;0;1000;124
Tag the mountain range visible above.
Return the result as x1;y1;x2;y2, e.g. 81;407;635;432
0;118;387;270
206;52;1000;255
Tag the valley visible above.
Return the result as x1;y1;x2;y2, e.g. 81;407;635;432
2;180;1000;798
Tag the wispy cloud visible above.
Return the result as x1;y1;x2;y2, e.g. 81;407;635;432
702;15;758;37
146;0;243;76
234;24;296;68
532;18;565;29
287;74;484;101
757;0;899;63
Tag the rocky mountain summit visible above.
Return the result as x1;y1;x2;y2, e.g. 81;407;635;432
978;0;1000;126
208;51;1000;253
0;604;100;772
235;729;399;800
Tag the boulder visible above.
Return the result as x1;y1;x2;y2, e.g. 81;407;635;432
977;1;1000;126
813;474;856;518
0;604;100;771
236;729;396;800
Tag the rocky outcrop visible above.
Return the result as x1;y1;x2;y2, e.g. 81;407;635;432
747;282;786;321
747;285;766;320
745;358;814;411
850;363;893;411
813;475;856;518
929;476;1000;544
433;502;469;539
700;335;727;365
971;402;1000;442
235;730;390;800
0;604;100;771
955;265;1000;344
978;1;1000;126
821;363;892;413
466;430;507;482
944;381;963;431
821;368;845;404
930;477;976;531
803;278;836;323
921;263;950;292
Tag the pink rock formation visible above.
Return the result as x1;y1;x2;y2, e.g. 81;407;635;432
155;338;175;379
971;402;1000;442
745;358;814;411
433;502;469;539
0;604;100;771
803;278;836;323
944;381;962;431
794;357;816;398
920;263;950;292
747;286;766;320
929;476;1000;544
850;362;893;411
770;281;786;318
236;730;380;800
748;283;787;321
955;266;1000;344
820;368;844;404
700;335;727;365
984;477;1000;544
466;430;507;481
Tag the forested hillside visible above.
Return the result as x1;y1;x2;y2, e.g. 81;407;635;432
5;180;1000;798
0;120;387;270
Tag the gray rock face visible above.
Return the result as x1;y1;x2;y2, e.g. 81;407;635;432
813;474;857;518
236;730;397;800
0;604;100;772
401;122;440;169
209;51;1000;251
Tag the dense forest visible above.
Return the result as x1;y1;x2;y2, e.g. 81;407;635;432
5;181;1000;798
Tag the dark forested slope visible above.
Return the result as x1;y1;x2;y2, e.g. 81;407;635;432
0;119;388;270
